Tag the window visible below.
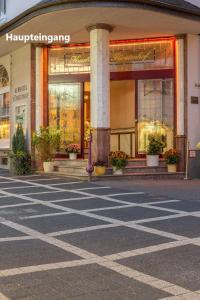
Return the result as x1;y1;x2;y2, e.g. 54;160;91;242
49;39;174;75
0;93;10;139
0;0;6;19
138;79;174;154
0;65;10;142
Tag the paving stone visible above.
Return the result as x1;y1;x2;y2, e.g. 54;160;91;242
0;204;63;220
0;223;26;238
33;178;82;185
83;188;136;196
28;191;83;201
0;182;35;189
58;226;174;256
152;200;200;212
118;244;200;291
92;206;175;221
57;198;127;210
0;197;30;206
110;193;170;203
0;264;171;300
144;216;200;238
0;239;80;270
18;213;110;233
0;179;13;183
13;175;55;180
52;182;99;190
4;186;53;195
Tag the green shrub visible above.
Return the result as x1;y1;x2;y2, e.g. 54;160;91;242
32;127;61;162
109;151;128;170
10;124;32;175
147;134;166;155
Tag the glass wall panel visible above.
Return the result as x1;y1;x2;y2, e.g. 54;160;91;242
138;79;174;154
49;47;90;75
49;83;81;151
110;40;174;72
0;92;10;139
48;39;174;75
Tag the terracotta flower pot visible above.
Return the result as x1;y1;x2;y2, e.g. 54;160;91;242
94;166;106;176
167;164;177;173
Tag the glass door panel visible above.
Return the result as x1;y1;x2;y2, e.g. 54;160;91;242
49;83;81;152
138;79;174;154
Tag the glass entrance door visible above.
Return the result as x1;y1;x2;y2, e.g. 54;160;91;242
137;79;174;154
48;83;82;153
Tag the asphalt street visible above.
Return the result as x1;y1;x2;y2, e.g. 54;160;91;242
0;170;200;299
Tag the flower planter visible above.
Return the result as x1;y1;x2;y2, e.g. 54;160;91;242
146;155;159;167
167;164;177;173
43;162;54;173
113;167;123;175
94;166;106;176
69;153;77;160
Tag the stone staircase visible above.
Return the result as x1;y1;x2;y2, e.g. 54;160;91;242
53;159;88;177
53;158;184;180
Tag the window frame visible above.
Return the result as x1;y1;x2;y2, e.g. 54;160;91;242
0;0;6;20
0;66;10;148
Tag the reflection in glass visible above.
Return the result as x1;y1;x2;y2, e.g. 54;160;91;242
48;83;81;151
138;79;174;154
49;39;174;75
0;92;10;139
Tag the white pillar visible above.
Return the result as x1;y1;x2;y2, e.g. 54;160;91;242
187;34;200;149
176;36;185;136
87;24;112;163
175;36;186;171
35;47;43;132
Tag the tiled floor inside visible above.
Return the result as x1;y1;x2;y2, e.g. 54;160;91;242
0;170;200;299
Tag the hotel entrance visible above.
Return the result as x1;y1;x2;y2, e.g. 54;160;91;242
47;37;175;159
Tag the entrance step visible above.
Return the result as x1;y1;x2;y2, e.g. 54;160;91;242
93;172;185;180
127;159;166;167
124;166;167;174
53;159;88;177
52;158;182;180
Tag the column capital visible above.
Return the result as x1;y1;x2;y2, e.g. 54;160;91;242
87;23;113;33
175;34;186;40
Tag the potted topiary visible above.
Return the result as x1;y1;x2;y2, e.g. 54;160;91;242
164;149;179;173
93;161;106;176
32;127;61;173
146;134;165;167
109;151;128;175
65;144;80;160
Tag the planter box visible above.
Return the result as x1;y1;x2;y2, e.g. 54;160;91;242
146;155;159;167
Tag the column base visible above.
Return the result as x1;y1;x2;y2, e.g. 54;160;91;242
176;135;186;172
92;128;110;165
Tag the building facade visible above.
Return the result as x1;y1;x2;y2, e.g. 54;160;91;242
0;0;200;175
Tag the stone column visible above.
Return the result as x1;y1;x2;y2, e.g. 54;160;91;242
175;35;186;172
87;24;113;164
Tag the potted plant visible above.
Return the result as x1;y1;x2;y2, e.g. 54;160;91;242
109;151;128;175
146;134;165;167
32;127;61;173
93;161;106;176
65;143;80;160
164;149;179;173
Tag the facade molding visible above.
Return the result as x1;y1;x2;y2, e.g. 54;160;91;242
0;0;200;37
87;23;113;33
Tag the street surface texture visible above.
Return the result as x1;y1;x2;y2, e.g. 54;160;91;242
0;169;200;299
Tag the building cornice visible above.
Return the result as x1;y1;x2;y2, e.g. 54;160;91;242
0;0;200;37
